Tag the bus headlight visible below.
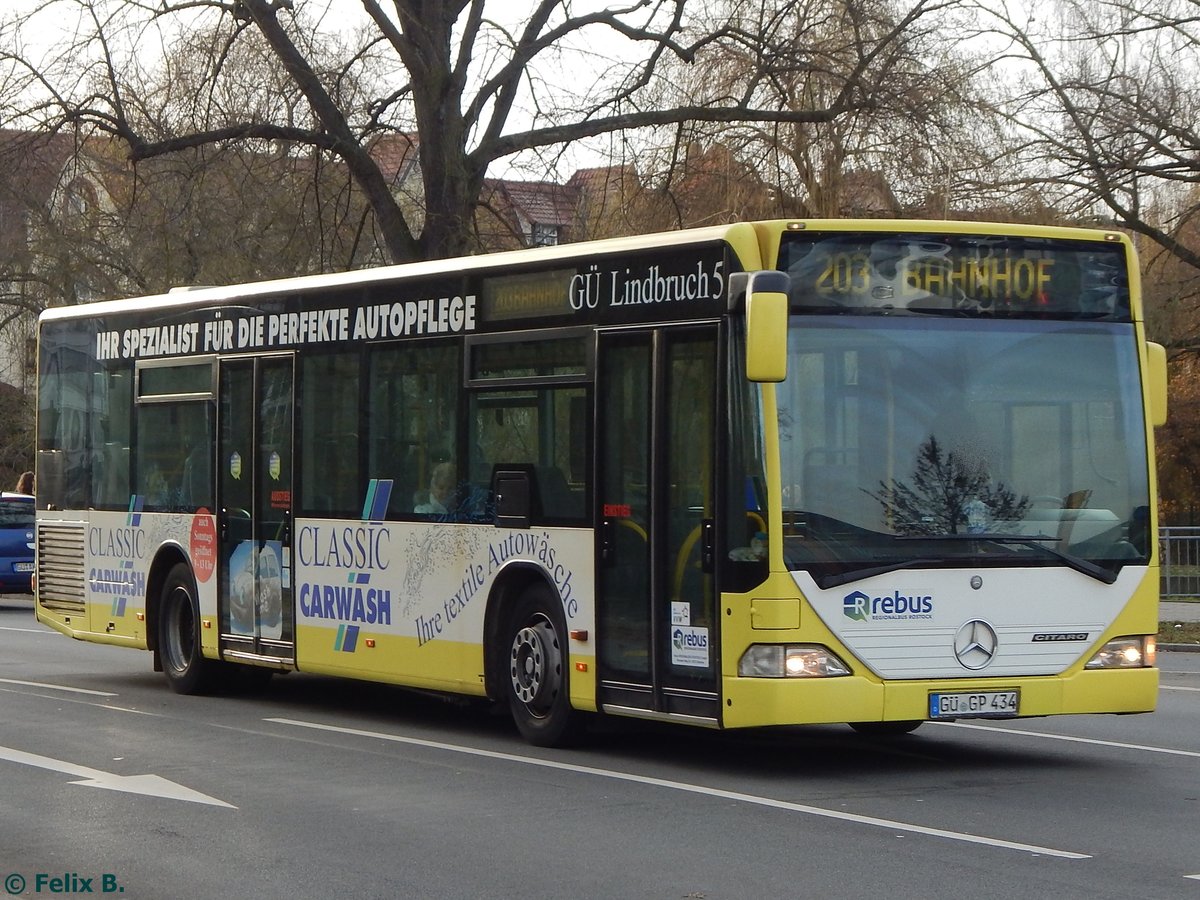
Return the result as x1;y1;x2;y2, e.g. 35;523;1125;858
738;644;851;678
1084;636;1156;669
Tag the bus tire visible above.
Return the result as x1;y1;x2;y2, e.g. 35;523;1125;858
158;562;218;695
849;720;923;737
502;584;583;747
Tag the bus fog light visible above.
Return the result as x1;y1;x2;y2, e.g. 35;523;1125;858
739;645;784;677
739;644;850;677
1085;636;1154;669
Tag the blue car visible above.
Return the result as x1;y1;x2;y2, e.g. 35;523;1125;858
0;492;35;594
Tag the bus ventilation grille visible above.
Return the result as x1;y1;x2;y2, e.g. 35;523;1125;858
36;522;86;614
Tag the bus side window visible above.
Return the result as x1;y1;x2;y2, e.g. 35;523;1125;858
299;351;361;518
366;341;459;521
37;325;96;510
91;367;132;509
135;402;212;512
468;385;588;525
97;443;130;505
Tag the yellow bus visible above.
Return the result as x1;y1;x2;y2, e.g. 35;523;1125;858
34;219;1166;745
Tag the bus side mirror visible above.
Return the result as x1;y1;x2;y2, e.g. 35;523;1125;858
745;271;789;383
1146;341;1167;427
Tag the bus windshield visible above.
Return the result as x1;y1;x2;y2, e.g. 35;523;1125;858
776;316;1151;587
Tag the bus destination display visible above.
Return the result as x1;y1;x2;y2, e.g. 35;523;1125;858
779;232;1131;319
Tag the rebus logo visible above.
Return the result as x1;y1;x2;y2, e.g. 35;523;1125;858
843;591;870;621
673;628;708;650
843;589;934;621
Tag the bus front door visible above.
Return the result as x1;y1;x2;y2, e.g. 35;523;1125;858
596;327;720;723
217;356;295;665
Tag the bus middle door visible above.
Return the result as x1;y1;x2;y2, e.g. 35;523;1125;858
217;356;295;665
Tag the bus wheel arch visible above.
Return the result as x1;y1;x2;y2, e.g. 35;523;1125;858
483;565;546;701
154;557;220;694
483;564;583;746
145;546;190;661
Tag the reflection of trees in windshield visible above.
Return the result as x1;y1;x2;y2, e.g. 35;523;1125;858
868;435;1030;535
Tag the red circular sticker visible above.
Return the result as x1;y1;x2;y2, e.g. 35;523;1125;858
191;509;217;583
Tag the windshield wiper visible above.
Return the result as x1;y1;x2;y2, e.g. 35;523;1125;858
897;533;1118;584
813;558;944;590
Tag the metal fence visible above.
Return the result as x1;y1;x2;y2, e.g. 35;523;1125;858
1160;527;1200;598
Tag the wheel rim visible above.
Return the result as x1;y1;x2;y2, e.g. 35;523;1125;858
164;585;195;674
509;616;561;716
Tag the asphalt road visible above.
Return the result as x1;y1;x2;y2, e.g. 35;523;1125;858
1162;600;1200;623
2;594;1198;899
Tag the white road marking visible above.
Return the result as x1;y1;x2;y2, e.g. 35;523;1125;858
0;625;57;634
266;717;1089;859
937;722;1200;758
0;678;117;696
1161;685;1200;692
0;745;235;807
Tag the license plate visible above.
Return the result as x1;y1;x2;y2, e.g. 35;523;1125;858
929;690;1019;719
13;562;34;573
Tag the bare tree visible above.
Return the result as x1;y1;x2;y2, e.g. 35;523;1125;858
0;18;377;313
0;383;34;489
973;0;1200;274
869;434;1030;535
958;0;1200;520
2;0;962;264
630;0;996;225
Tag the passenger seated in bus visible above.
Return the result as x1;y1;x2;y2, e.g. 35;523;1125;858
415;461;456;514
143;464;170;507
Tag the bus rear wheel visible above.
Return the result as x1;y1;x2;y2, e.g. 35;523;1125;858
503;585;583;747
159;563;219;695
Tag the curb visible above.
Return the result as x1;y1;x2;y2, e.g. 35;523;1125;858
1160;643;1200;653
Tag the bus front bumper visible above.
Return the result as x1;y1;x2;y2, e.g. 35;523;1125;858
720;666;1159;729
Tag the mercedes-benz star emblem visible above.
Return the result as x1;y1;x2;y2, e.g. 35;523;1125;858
954;619;998;670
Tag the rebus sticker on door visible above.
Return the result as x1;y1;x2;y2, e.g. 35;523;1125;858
671;625;709;667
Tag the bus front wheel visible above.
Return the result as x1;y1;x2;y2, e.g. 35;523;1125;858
503;586;583;747
159;563;218;695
